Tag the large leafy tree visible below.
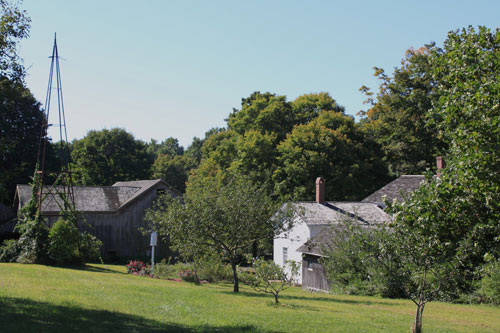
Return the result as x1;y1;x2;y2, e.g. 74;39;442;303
197;92;368;200
387;27;500;293
227;92;294;143
321;25;500;333
147;137;184;158
150;154;196;193
0;0;30;82
0;77;58;203
145;173;293;293
70;128;153;185
274;110;390;201
423;26;500;282
359;46;447;175
291;92;345;125
0;1;45;204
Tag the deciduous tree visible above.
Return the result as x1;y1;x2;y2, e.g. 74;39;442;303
274;111;389;201
359;45;446;175
151;154;196;193
0;77;57;203
71;128;153;186
145;173;293;293
0;0;30;81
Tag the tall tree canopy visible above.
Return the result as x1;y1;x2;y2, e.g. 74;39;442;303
147;137;184;158
320;27;500;331
193;92;380;201
0;0;30;81
227;92;294;143
359;45;447;175
291;92;345;125
150;154;196;193
273;110;389;201
385;26;500;298
70;128;153;186
0;77;55;203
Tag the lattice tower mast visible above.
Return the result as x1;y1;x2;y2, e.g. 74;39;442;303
36;33;75;213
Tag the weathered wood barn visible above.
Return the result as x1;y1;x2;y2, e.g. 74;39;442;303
15;179;177;259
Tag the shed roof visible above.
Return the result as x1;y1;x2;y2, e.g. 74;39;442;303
297;229;331;257
361;175;425;204
16;179;170;214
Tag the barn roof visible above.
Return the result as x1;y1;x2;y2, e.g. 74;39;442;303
112;179;168;210
361;175;425;204
293;201;390;226
16;179;171;214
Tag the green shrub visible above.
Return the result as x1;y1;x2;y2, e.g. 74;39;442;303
481;258;500;305
79;232;103;263
197;254;232;283
154;261;191;280
16;216;50;264
48;218;80;265
152;258;232;283
0;239;19;262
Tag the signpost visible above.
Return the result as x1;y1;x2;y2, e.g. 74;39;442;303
150;231;158;273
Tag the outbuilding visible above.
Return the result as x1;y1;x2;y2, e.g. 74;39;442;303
14;179;177;259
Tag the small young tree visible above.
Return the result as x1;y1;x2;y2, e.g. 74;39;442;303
320;190;450;333
244;258;299;304
369;220;448;333
145;173;294;292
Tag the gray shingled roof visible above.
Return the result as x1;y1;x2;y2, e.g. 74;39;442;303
294;202;390;226
297;229;332;256
16;179;168;214
113;179;165;210
297;224;373;257
361;175;425;204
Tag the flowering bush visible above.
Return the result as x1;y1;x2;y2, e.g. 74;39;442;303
126;260;151;276
178;269;198;283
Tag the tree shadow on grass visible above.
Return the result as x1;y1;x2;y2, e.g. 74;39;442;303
219;290;400;307
0;296;272;333
59;264;127;275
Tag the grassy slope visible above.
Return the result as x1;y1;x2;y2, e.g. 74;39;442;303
0;264;499;332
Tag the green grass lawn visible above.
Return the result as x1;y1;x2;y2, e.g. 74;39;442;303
0;263;499;332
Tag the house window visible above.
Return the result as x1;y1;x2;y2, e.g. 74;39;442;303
156;189;166;195
307;259;313;271
283;247;288;263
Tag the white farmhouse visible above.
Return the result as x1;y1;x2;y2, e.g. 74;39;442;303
274;175;425;286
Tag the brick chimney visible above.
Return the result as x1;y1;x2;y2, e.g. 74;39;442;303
316;177;325;204
436;156;445;177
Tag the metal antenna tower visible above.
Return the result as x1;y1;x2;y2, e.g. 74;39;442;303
36;33;75;213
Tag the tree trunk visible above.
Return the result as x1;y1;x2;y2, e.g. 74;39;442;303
231;258;239;293
274;293;279;304
412;303;425;333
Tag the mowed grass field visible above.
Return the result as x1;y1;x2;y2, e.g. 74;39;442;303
0;264;499;332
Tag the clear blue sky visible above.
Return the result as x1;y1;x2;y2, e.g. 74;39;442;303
18;0;500;148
